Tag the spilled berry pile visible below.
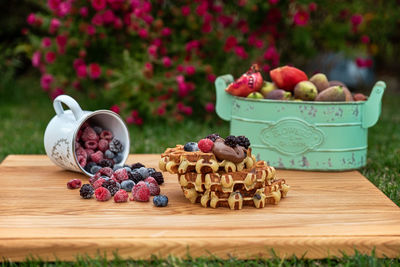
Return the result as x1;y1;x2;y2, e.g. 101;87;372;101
75;122;125;172
67;162;168;207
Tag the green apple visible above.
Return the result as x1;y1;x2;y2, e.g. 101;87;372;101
260;81;277;97
246;92;264;99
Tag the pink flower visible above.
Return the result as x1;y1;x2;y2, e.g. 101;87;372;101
162;57;172;68
218;15;233;27
113;18;123;29
293;10;309;26
40;73;54;90
134;117;143;125
92;13;103;26
176;75;185;84
76;64;87;78
80;7;88;17
161;27;171;36
262;64;271;73
223;36;237;52
27;13;36;25
32;51;41;67
202;23;212;33
185;40;200;52
269;0;279;5
147;45;157;57
56;35;67;48
126;116;135;124
309;2;317;12
89;63;102;79
195;2;208;16
92;0;106;11
176;65;185;72
355;58;372;68
45;51;56;64
110;104;120;114
50;18;61;34
41;37;52;48
182;106;193;115
234;46;248;59
87;25;96;35
138;28;148;38
51;88;64;100
205;102;215;113
157;107;166;116
185;65;196;76
58;2;71;16
103;10;115;24
361;35;370;44
207;74;216;83
48;0;60;11
181;6;190;16
351;14;363;27
73;58;85;69
142;14;154;25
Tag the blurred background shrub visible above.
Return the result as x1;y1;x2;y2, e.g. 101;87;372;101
2;0;400;124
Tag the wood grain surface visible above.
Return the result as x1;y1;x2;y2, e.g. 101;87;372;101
0;154;400;261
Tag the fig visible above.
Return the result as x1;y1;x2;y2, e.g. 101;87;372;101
315;86;346;102
309;73;329;92
353;93;368;101
294;81;318;101
328;80;347;87
265;89;292;100
270;66;308;91
260;81;277;97
225;64;264;97
329;80;353;101
246;92;264;99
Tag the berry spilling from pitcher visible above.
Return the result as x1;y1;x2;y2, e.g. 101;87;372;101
224;65;369;102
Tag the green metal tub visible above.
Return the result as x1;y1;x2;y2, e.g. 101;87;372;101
215;74;386;171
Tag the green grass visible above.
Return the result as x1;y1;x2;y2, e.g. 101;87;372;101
1;75;400;265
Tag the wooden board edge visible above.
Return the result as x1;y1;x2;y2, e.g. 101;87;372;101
1;236;400;261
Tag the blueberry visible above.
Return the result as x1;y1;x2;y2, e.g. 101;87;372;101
85;162;97;172
113;165;123;172
113;153;123;164
105;150;115;159
124;167;132;173
137;167;150;179
153;195;168;207
121;180;135;192
184;142;199;152
93;126;103;135
90;165;102;174
147;168;156;177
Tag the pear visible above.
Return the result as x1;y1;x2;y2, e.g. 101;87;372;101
246;92;264;99
310;73;330;92
260;81;277;97
294;81;318;101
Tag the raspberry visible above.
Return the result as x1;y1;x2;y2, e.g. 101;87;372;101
104;150;115;159
131;162;145;169
206;133;220;142
114;190;129;203
146;182;160;196
90;150;104;164
132;184;150;202
99;159;114;168
236;136;250;149
153;195;168;207
121;180;135;192
77;155;87;168
75;141;81;149
80;184;94;199
98;139;109;152
102;179;120;196
109;138;123;153
224;135;238;148
75;147;87;159
89;175;99;185
82;127;99;142
93;178;106;189
67;179;82;189
144;177;158;186
113;168;129;183
97;167;114;177
95;187;111;201
198;138;214;153
76;129;83;141
151;172;164;185
132;181;147;195
85;140;98;150
100;130;113;140
85;149;95;159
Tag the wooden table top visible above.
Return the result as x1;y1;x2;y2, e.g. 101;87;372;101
0;154;399;261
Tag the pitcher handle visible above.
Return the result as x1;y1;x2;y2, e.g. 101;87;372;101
215;74;234;121
362;81;386;128
53;95;84;121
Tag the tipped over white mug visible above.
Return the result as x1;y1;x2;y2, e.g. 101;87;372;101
44;95;130;176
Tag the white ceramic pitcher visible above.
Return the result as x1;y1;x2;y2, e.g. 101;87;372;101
44;95;130;176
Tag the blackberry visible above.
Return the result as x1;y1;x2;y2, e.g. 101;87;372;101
236;136;250;149
137;167;150;179
131;162;145;170
99;159;113;168
152;171;164;185
130;170;144;184
80;184;94;199
109;138;123;153
147;168;156;177
206;133;220;142
102;180;120;196
224;135;238;148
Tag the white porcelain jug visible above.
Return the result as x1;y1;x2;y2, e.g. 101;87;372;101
44;95;130;176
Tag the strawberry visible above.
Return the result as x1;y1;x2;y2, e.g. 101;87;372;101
270;66;308;91
225;64;263;97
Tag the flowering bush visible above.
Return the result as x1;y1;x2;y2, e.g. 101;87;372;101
25;0;400;124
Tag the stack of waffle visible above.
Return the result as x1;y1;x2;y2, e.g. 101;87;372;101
159;142;290;210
